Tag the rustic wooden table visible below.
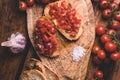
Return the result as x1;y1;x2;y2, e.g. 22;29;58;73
0;0;120;80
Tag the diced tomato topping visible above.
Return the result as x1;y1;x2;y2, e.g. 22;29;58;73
49;1;81;37
37;44;45;54
70;31;77;37
34;19;57;56
50;27;56;34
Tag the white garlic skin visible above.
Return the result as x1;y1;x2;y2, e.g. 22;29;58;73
1;32;26;54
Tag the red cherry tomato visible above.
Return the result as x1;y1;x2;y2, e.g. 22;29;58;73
118;3;120;10
96;25;106;36
95;70;103;79
42;0;50;3
110;1;119;11
110;52;120;61
92;45;101;54
27;0;34;6
110;20;120;29
93;56;102;64
97;50;106;60
100;34;111;43
104;41;117;52
102;9;112;19
114;11;120;21
100;0;109;9
108;29;116;35
19;1;27;11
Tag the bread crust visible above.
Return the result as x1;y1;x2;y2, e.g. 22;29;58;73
44;0;83;40
20;58;59;80
20;70;46;80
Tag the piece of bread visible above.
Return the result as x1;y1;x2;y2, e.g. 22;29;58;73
20;70;46;80
25;58;46;75
20;58;59;80
34;16;60;57
44;0;83;40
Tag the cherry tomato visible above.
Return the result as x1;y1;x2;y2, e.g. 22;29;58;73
93;56;102;64
27;0;34;6
110;1;119;11
95;70;103;79
19;1;27;11
110;52;120;61
110;20;120;29
114;11;120;21
108;29;116;35
97;50;106;60
92;45;101;54
89;77;95;80
100;0;109;9
102;9;112;19
96;25;106;36
104;41;117;52
101;34;111;43
42;0;50;3
118;3;120;10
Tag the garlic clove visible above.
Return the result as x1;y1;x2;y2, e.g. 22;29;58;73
10;33;16;39
1;40;24;48
1;41;13;47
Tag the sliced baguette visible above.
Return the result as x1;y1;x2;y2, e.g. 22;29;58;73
34;16;60;57
20;70;46;80
20;58;59;80
44;0;83;40
31;58;59;80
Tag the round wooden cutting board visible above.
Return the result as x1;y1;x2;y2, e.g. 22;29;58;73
26;0;95;80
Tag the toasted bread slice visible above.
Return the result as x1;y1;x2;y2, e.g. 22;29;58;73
25;58;46;75
20;70;46;80
20;58;59;80
44;0;83;40
34;16;60;57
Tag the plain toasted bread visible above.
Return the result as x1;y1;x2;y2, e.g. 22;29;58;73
44;0;83;40
31;58;59;80
20;58;59;80
20;70;46;80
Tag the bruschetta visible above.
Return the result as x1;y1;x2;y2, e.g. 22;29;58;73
44;0;83;40
33;16;60;57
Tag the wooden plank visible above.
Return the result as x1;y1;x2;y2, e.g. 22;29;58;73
0;0;30;80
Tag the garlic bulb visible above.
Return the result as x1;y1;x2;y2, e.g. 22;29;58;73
1;32;26;54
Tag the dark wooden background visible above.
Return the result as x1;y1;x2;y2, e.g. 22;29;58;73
0;0;30;80
0;0;120;80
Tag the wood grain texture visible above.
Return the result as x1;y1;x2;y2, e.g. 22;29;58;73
0;0;30;80
26;0;95;80
0;0;120;80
